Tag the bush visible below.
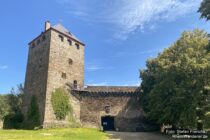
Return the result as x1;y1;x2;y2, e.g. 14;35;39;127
27;95;40;128
3;110;24;129
51;88;72;120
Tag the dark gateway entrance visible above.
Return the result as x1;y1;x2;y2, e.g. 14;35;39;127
101;116;115;131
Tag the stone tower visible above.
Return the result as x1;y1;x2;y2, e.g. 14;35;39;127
23;21;85;127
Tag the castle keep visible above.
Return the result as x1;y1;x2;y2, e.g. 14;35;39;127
23;22;144;131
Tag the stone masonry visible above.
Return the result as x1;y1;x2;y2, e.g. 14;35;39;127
23;21;144;131
23;21;84;127
72;86;144;131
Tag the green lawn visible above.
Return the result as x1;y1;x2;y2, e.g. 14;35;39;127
0;128;108;140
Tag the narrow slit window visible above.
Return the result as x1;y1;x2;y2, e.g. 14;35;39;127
59;35;64;42
37;39;40;45
61;73;67;79
42;35;46;41
75;43;80;50
73;80;77;89
68;58;73;65
68;39;72;46
31;43;35;48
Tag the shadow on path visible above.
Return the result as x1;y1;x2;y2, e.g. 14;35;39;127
107;131;174;140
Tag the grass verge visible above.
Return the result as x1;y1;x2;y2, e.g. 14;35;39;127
0;128;108;140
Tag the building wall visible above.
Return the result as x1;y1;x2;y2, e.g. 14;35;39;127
23;30;51;124
23;28;84;127
43;30;84;127
78;93;144;131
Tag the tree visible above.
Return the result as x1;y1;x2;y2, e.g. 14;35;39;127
0;95;10;120
198;0;210;20
0;84;24;128
0;84;23;121
141;29;210;129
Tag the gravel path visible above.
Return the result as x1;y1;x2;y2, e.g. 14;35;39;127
107;131;174;140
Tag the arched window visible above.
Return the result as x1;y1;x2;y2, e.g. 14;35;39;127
73;80;77;89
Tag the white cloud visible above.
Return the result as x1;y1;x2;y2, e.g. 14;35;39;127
87;82;107;86
111;0;201;39
121;81;141;86
86;66;102;71
113;48;164;57
86;64;114;72
0;65;8;70
57;0;201;40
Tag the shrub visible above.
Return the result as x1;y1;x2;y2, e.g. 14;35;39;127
3;110;24;129
27;95;40;128
51;88;71;120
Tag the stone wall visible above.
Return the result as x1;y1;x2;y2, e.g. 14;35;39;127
23;27;84;127
74;92;144;131
43;29;84;127
23;30;51;124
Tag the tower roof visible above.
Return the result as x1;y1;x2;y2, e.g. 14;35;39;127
52;23;81;43
29;22;85;46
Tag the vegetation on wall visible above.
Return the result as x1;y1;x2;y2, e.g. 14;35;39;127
140;29;210;129
27;95;40;128
51;88;72;120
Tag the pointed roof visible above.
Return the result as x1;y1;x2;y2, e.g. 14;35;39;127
28;22;85;46
52;23;82;44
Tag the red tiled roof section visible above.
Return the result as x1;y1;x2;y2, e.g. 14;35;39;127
84;86;140;93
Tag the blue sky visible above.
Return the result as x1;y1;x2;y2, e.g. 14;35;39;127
0;0;209;93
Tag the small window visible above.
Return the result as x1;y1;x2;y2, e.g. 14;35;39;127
37;39;40;45
105;105;111;114
73;80;77;89
59;35;64;42
75;43;80;50
61;73;67;79
68;58;73;65
42;35;46;41
68;39;72;46
31;43;35;48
